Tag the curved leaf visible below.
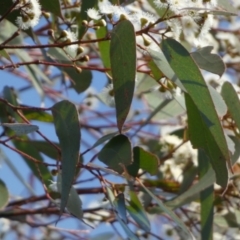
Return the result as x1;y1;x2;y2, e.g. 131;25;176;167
98;134;132;173
0;179;9;210
162;38;229;188
191;46;225;77
138;179;195;240
127;191;150;232
221;82;240;133
110;20;136;132
52;100;80;213
70;70;92;94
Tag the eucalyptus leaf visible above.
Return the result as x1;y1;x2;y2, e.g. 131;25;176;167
110;20;136;132
52;100;81;214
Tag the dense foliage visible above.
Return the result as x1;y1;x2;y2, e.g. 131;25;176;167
0;0;239;239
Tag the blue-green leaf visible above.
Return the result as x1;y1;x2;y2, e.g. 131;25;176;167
162;38;230;188
127;191;150;232
98;134;132;174
52;100;80;214
110;20;136;132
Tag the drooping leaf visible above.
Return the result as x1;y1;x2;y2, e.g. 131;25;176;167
40;0;62;16
57;173;83;220
191;46;225;77
198;149;214;240
1;123;39;136
208;85;227;118
148;45;186;92
106;187;139;240
98;134;132;174
13;139;52;186
185;93;228;187
126;191;151;232
114;193;128;224
52;100;81;213
162;38;230;188
138;179;195;240
166;136;240;209
221;82;240;133
127;146;159;177
29;140;59;160
0;179;9;210
110;20;136;132
96;24;111;70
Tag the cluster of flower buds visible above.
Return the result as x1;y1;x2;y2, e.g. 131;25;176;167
13;0;41;30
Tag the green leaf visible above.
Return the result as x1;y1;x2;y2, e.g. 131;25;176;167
106;187;139;240
114;193;128;224
29;140;59;160
70;69;92;94
191;46;225;77
126;191;150;232
0;49;13;64
198;149;214;240
221;82;240;132
13;139;52;186
148;45;186;91
98;134;132;174
40;0;62;16
52;100;81;214
162;38;229;188
47;48;92;93
1;123;39;136
127;146;159;177
91;131;119;149
57;173;83;219
185;93;228;187
110;20;136;132
23;110;53;122
138;180;195;239
96;25;111;70
0;179;9;210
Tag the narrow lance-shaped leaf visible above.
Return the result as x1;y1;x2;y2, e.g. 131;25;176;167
126;191;151;232
198;149;214;240
52;100;81;214
162;38;230;188
221;82;240;133
138;179;195;240
110;20;136;133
